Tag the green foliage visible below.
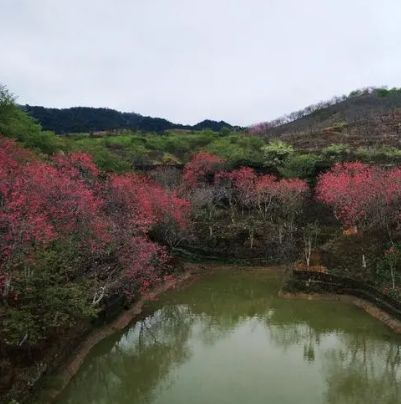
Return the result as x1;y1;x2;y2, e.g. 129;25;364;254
319;144;401;165
375;87;401;97
374;258;394;285
354;146;376;159
1;244;97;348
205;135;264;167
349;89;363;98
0;84;15;105
205;136;242;160
219;126;231;137
60;130;256;172
22;130;67;155
378;146;401;158
321;143;351;160
187;130;220;149
0;84;66;155
376;88;391;97
354;146;401;163
23;105;234;134
333;121;348;132
262;140;294;167
0;93;40;140
279;153;321;180
311;107;325;116
91;147;132;173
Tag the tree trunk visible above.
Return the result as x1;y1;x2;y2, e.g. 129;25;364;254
304;239;312;267
278;226;283;244
391;265;396;290
249;228;254;249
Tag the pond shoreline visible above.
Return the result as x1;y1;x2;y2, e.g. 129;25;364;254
35;267;202;404
278;291;401;335
29;263;288;403
4;263;287;404
16;263;401;404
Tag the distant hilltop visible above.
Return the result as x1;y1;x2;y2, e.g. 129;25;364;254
249;86;401;150
21;105;236;134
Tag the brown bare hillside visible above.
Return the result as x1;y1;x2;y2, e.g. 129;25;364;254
279;109;401;151
251;88;401;151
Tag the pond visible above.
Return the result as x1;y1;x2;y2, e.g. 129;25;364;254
56;269;401;404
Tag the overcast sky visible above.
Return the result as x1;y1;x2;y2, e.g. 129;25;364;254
1;0;400;126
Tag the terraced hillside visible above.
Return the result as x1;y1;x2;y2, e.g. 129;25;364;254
251;87;401;151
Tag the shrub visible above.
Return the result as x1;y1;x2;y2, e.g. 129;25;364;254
279;153;321;180
262;140;294;168
321;143;351;160
333;121;348;132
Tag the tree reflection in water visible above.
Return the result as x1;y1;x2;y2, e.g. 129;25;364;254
59;305;195;404
323;335;401;404
58;271;401;404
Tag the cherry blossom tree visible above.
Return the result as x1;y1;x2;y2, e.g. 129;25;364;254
316;162;401;236
0;136;191;348
316;162;401;282
182;151;225;188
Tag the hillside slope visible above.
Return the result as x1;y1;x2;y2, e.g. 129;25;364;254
252;87;401;150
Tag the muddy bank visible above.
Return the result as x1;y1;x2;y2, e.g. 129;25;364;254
279;290;401;335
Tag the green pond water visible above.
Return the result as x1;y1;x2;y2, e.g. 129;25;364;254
56;270;401;404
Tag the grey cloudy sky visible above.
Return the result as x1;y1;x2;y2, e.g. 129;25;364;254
1;0;400;126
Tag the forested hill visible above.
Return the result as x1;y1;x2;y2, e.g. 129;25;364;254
21;105;234;134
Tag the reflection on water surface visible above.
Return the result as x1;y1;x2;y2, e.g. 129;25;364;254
57;270;401;404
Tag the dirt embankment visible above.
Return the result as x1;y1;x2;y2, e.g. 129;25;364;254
27;263;287;403
12;263;401;404
4;262;289;404
3;265;205;404
279;290;401;335
39;267;201;404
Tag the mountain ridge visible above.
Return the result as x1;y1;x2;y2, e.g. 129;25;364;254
21;105;235;134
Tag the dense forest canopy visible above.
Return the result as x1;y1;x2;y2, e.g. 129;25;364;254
22;105;235;134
